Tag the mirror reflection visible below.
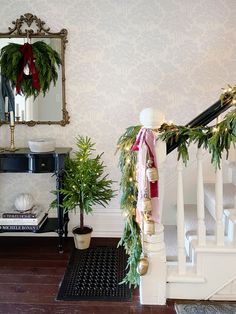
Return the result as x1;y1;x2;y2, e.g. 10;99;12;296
0;38;62;123
0;13;69;126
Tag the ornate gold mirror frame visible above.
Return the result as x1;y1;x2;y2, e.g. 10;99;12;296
0;13;69;126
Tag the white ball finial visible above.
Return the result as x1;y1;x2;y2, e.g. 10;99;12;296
139;108;165;128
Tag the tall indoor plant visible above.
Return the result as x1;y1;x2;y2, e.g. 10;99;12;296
60;136;115;249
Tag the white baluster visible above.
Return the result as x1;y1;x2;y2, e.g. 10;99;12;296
215;115;225;246
215;161;224;246
177;159;186;275
197;148;206;246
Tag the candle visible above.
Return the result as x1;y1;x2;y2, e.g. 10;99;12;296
5;97;8;113
16;103;19;117
9;111;14;126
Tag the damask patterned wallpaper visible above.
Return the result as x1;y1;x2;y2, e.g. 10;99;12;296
0;0;235;228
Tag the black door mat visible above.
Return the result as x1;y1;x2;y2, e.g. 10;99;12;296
57;246;132;301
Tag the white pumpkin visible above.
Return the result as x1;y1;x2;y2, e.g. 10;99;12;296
14;193;35;212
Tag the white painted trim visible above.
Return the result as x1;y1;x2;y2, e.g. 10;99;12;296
167;264;205;283
210;294;236;300
191;239;236;253
206;274;236;300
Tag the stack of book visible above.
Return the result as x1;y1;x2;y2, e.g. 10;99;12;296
0;206;48;232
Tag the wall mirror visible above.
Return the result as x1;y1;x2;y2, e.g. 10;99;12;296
0;13;69;126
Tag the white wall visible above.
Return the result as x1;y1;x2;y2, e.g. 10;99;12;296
0;0;236;235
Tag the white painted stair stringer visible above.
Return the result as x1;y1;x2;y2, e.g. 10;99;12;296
207;275;236;300
166;240;236;300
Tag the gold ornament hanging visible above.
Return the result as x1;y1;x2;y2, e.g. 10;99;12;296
146;159;158;183
143;218;155;235
136;253;149;276
141;195;152;212
146;167;158;182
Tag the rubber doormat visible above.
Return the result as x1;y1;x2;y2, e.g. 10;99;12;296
57;246;131;301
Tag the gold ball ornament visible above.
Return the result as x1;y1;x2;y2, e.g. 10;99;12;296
136;254;149;276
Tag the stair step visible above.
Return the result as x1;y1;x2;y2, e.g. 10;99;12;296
164;225;177;261
164;205;216;262
184;204;215;236
204;183;236;218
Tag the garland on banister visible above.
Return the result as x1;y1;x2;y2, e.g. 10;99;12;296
158;108;236;169
220;84;236;105
117;86;236;287
117;125;142;287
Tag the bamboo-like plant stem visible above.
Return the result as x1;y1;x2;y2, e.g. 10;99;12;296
80;209;84;230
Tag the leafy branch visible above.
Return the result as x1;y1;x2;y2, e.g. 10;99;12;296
117;125;142;287
158;109;236;168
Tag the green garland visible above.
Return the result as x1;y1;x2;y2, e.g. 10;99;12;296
117;125;142;287
0;41;61;98
220;84;236;105
158;109;236;169
117;87;236;287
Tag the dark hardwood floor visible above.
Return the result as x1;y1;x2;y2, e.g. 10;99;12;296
0;236;176;314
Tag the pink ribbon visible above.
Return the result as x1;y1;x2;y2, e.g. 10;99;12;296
132;128;159;224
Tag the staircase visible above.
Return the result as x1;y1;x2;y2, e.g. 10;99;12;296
163;134;236;301
137;97;236;304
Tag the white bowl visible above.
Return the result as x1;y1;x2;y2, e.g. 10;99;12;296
28;138;55;153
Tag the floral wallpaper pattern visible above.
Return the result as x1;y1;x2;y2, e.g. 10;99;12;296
0;0;235;232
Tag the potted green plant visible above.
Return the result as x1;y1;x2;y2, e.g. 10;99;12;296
60;136;115;249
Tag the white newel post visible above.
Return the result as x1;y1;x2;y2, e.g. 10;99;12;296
140;145;166;305
140;223;166;305
177;159;186;275
139;108;167;305
197;148;206;246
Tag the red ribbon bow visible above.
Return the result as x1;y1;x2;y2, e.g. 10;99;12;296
16;43;40;94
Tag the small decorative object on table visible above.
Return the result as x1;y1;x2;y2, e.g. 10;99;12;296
28;138;55;153
0;193;48;232
5;110;18;152
14;193;35;212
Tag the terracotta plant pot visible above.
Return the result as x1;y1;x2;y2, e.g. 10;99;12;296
72;226;93;250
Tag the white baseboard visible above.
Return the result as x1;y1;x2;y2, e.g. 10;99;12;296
68;208;124;238
0;208;124;238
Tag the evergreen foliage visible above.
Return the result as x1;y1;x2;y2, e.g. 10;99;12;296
158;109;236;169
117;125;142;287
58;136;115;229
0;41;61;98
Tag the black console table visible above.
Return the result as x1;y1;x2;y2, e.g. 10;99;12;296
0;147;72;253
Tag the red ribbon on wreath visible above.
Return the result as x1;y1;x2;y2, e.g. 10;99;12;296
16;43;40;94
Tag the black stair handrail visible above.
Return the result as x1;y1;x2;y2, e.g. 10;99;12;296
167;99;232;154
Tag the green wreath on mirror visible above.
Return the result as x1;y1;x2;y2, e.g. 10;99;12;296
0;41;61;99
